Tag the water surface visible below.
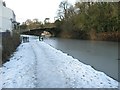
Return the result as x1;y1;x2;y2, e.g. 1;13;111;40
44;38;118;81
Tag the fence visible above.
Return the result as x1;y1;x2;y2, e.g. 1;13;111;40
1;31;20;65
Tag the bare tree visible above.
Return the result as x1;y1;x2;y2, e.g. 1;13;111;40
58;0;71;20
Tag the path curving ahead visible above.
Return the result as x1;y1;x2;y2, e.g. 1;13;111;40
0;35;119;88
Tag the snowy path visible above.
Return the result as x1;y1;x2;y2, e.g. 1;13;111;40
0;35;119;89
31;41;68;88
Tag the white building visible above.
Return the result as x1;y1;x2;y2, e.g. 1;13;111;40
0;0;17;32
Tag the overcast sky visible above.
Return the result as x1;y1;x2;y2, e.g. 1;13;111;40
3;0;77;23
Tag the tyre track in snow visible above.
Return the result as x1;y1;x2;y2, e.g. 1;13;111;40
29;42;38;87
36;41;82;88
36;41;93;88
36;41;91;88
35;41;72;88
30;40;69;88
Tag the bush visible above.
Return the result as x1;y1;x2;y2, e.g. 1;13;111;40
2;31;20;64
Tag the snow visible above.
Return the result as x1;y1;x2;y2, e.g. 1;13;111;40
0;35;119;89
1;42;36;88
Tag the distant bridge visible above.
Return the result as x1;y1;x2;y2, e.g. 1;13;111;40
21;27;60;37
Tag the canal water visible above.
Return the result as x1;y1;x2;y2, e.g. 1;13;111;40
44;38;119;81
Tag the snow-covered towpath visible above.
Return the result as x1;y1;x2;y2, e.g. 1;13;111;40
0;35;119;89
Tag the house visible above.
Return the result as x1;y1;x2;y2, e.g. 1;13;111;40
0;0;18;33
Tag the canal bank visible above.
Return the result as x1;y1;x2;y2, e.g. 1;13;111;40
44;37;118;81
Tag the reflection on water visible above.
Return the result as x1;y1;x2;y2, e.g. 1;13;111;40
44;38;118;81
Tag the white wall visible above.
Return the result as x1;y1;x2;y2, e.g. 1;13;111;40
0;0;16;32
0;0;2;32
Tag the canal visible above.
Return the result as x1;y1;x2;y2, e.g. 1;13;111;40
44;38;119;81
